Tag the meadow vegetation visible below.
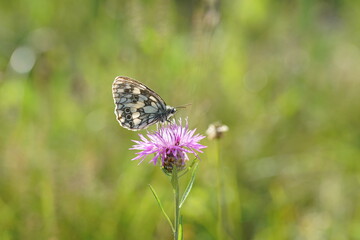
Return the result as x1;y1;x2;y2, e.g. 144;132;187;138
1;0;360;239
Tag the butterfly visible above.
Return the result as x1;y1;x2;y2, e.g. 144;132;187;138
112;76;177;131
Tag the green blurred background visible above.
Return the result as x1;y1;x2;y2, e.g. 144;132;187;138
1;0;360;239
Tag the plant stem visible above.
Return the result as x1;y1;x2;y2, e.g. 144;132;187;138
173;168;181;240
216;139;224;240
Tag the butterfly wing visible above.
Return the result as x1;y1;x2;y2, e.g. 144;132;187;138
112;76;168;130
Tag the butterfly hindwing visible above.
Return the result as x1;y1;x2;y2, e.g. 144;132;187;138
112;76;176;131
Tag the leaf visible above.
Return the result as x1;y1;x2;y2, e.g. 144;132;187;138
179;162;198;208
148;184;174;232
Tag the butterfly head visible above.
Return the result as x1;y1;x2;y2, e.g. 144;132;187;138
165;106;177;120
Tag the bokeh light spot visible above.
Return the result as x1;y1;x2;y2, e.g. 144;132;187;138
10;46;36;74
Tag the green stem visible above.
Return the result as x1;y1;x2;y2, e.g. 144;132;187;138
173;168;181;240
216;139;224;240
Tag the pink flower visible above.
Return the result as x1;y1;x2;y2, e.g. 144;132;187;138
130;119;206;169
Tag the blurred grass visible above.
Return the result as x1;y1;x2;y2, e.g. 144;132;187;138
1;0;360;239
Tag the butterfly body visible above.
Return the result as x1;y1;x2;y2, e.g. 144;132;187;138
112;76;176;131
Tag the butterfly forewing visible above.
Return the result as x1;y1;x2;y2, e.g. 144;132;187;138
112;76;175;131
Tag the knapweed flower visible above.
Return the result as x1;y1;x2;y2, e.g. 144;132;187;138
206;122;229;140
130;118;206;173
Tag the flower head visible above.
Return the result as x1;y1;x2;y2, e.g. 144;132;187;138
206;122;229;140
130;119;206;171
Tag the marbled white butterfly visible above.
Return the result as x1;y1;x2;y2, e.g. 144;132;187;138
112;76;177;131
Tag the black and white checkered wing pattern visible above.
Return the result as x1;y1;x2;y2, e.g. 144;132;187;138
112;76;174;131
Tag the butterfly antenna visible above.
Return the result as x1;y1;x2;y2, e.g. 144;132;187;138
175;103;192;109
